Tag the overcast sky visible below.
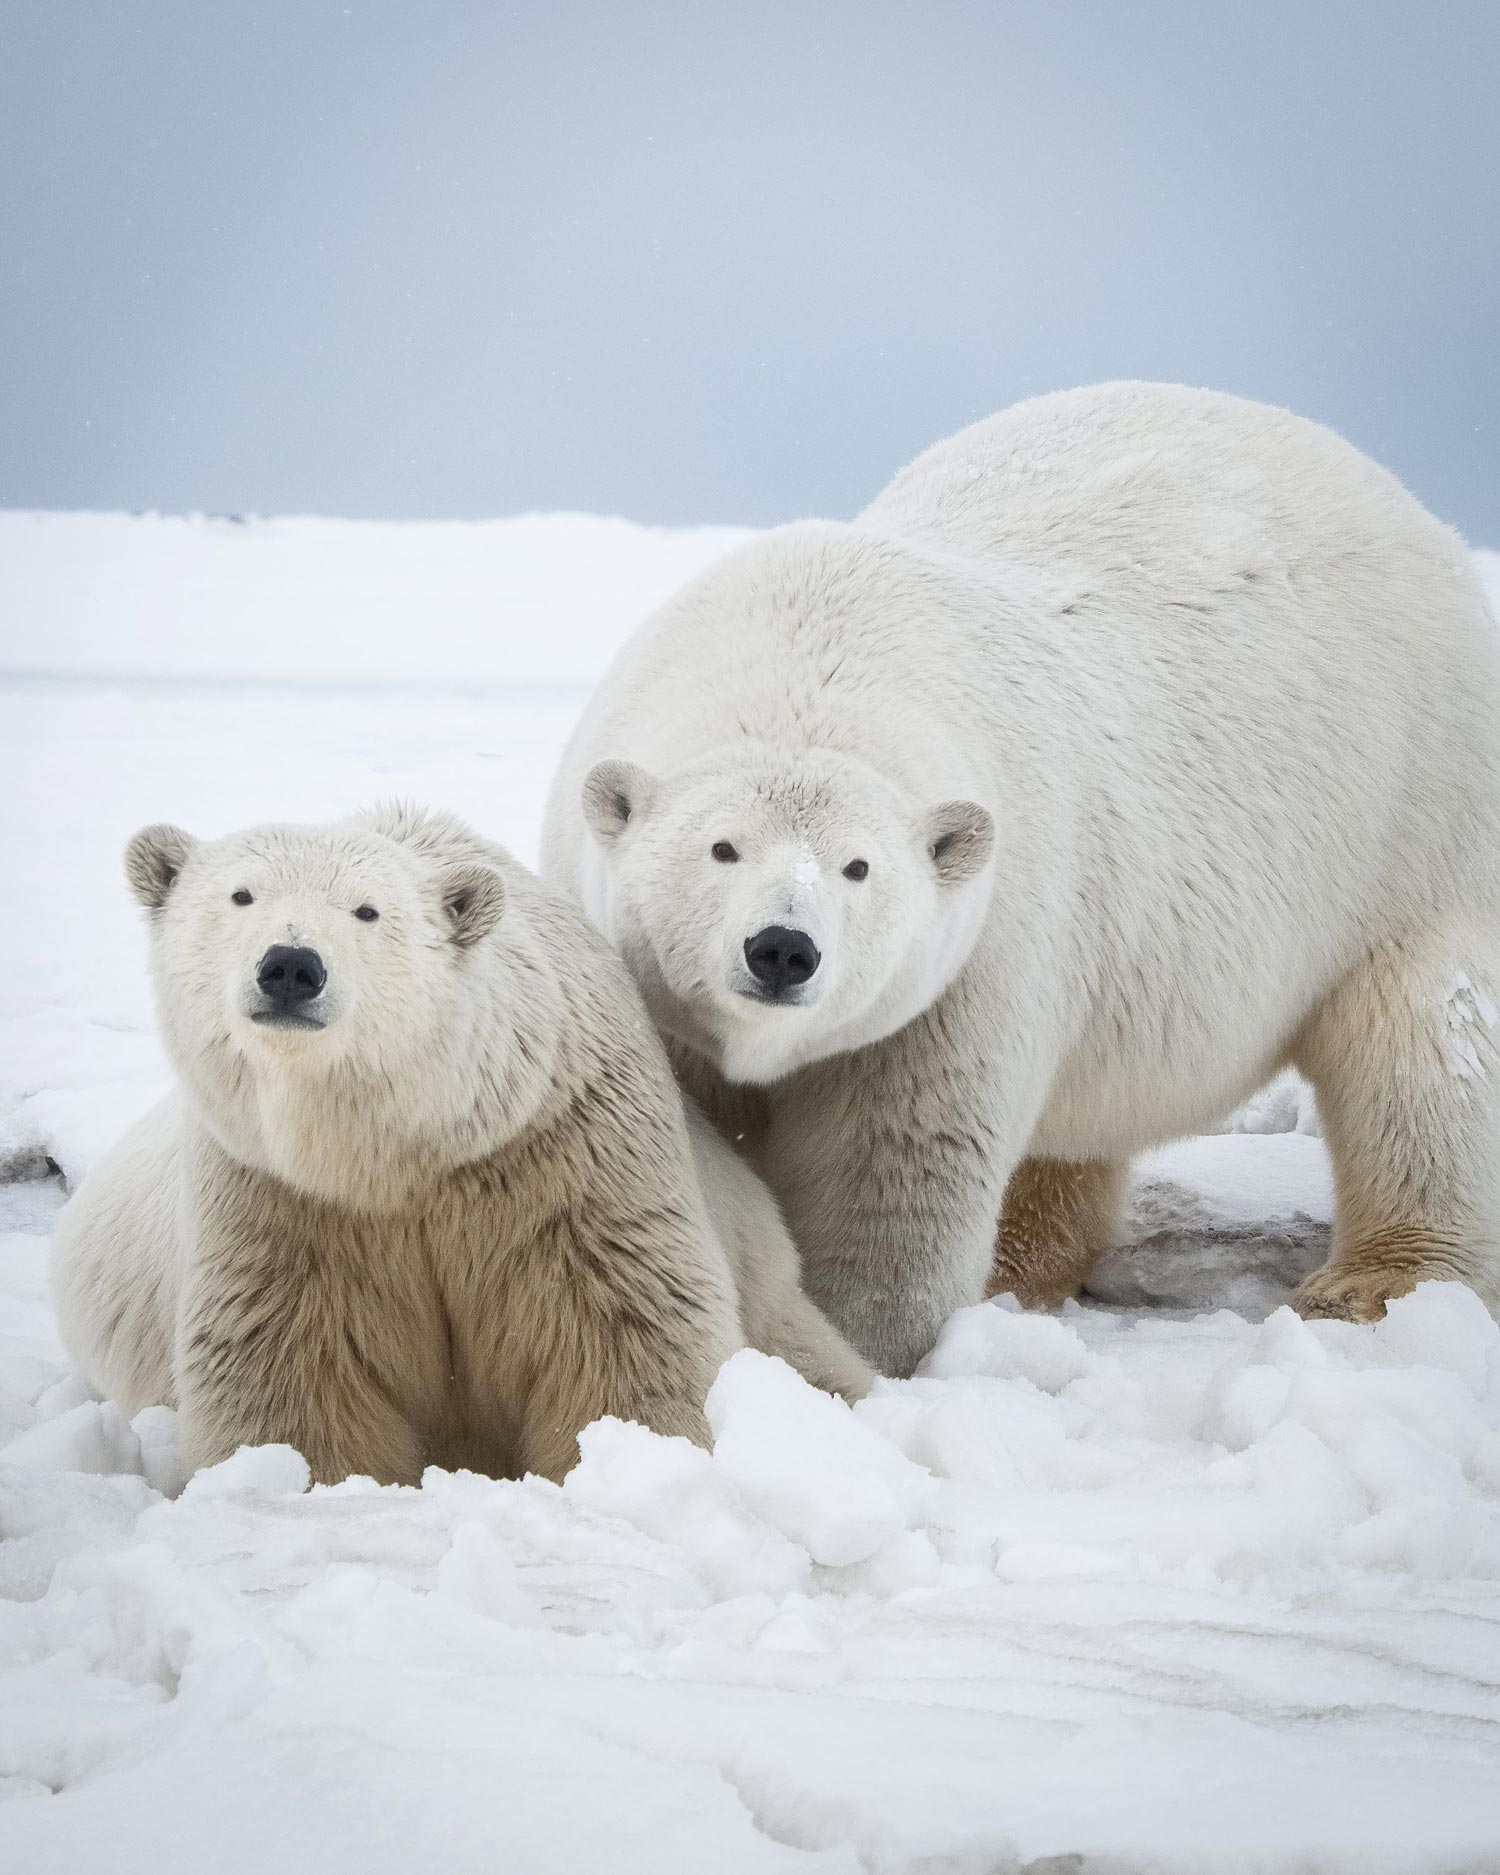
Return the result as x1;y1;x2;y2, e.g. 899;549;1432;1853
3;1;1496;537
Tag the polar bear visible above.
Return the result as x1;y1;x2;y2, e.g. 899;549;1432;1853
51;804;870;1485
542;382;1500;1374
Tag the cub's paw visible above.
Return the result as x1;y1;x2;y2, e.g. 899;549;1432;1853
1292;1263;1420;1323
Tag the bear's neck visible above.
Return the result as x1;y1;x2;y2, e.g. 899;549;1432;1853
183;979;571;1214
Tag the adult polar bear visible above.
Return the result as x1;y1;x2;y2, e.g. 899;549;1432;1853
542;383;1500;1376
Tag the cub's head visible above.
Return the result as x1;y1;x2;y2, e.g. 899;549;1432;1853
580;745;994;1083
125;809;547;1204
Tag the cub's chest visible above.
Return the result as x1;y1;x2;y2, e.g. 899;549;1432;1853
408;1165;580;1342
387;1186;565;1470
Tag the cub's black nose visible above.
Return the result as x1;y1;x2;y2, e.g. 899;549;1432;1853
744;925;821;994
256;944;326;1007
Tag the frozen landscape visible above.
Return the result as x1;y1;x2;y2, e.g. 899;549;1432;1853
2;515;1499;1873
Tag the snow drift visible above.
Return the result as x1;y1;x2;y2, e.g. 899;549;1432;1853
0;510;751;688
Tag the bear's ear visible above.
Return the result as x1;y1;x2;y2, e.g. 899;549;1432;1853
437;863;506;949
582;759;658;843
922;800;995;885
125;824;198;911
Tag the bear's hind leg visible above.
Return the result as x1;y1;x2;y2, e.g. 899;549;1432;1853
988;1155;1129;1308
1291;931;1500;1322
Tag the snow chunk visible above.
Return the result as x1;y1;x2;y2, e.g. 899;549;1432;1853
0;1399;142;1477
181;1443;311;1500
921;1297;1090;1391
434;1521;532;1624
1376;1280;1499;1396
706;1351;935;1567
131;1404;190;1497
565;1412;810;1598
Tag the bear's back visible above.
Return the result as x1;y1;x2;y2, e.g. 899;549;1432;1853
863;382;1475;597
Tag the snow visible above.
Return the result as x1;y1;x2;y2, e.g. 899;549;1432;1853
0;510;751;688
3;514;1500;1872
1442;969;1499;1081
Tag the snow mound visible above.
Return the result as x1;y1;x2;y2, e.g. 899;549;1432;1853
3;1151;1498;1874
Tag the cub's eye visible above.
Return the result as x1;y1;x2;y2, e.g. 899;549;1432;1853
711;841;740;863
231;889;253;906
842;859;870;882
353;904;380;922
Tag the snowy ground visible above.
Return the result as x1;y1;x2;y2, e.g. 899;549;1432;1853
3;519;1500;1873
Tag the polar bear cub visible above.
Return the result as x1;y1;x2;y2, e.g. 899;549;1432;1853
52;804;870;1485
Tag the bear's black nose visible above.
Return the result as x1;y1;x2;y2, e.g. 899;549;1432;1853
744;926;821;994
256;944;327;1007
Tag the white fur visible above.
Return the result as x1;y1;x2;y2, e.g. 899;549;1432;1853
543;382;1500;1372
51;807;870;1482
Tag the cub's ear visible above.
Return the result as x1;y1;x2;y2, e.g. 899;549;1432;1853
438;862;506;949
582;759;658;843
125;824;198;910
922;800;995;885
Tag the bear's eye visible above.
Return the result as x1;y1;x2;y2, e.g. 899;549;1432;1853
353;904;379;923
231;889;253;906
843;859;870;882
711;841;740;864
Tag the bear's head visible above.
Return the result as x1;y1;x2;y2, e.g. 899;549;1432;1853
125;808;560;1206
580;743;994;1083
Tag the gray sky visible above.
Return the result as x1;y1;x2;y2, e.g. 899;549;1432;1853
3;1;1497;537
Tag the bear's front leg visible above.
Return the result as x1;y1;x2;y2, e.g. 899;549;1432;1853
516;1202;741;1481
764;993;1042;1377
174;1199;427;1487
175;1309;424;1487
